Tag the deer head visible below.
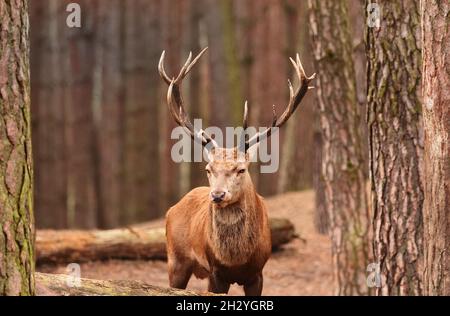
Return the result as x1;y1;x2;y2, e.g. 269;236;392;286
158;48;315;206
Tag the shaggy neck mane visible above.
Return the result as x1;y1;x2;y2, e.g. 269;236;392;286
208;179;260;266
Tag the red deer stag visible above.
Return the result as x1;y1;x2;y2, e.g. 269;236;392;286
158;47;315;295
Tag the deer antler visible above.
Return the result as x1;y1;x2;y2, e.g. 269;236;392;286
244;54;315;151
158;47;218;148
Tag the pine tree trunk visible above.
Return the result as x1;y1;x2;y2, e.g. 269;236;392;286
277;0;316;192
30;0;69;229
366;0;424;295
277;0;299;194
205;0;232;132
0;0;35;295
92;0;123;229
255;0;286;197
65;0;99;228
313;132;328;234
309;0;369;295
185;0;207;190
158;0;182;213
421;0;450;296
122;0;162;224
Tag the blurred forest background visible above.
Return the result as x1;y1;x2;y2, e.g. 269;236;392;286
2;0;447;297
30;0;365;229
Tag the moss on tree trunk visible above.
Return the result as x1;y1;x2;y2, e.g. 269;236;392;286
0;0;34;296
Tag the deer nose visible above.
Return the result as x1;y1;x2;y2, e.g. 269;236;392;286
211;190;226;203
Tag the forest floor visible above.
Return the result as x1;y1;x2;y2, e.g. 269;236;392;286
38;190;333;296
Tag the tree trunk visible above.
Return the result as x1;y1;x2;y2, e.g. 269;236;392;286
277;0;298;194
122;0;162;224
366;0;424;295
421;0;450;296
36;227;166;264
313;132;328;234
30;0;69;229
35;273;220;296
65;0;99;229
35;218;297;265
221;0;243;127
184;0;207;190
0;0;35;295
309;0;369;295
92;0;123;229
250;0;285;197
277;0;316;193
158;0;182;213
205;0;231;132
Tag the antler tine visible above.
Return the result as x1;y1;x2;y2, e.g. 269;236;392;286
296;53;307;78
182;113;218;148
168;80;215;147
243;101;249;130
167;80;184;126
185;47;208;74
158;51;172;85
245;53;315;150
174;51;193;83
178;106;203;143
288;79;294;99
289;57;302;83
159;48;208;84
295;53;316;81
160;48;217;149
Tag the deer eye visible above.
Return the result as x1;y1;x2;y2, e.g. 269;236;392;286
238;169;246;174
206;169;211;175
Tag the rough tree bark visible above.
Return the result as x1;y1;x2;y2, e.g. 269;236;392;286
366;0;424;296
313;132;328;234
0;0;35;295
421;0;450;296
309;0;369;295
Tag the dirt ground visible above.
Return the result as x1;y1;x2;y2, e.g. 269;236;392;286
38;190;333;296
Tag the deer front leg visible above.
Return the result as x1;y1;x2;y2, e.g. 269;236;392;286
168;258;193;289
208;272;230;294
244;274;263;296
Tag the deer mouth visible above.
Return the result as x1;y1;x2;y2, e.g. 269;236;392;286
212;197;223;203
211;198;231;208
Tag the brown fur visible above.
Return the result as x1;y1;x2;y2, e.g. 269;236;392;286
165;148;272;295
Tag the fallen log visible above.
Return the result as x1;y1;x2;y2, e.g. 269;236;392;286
36;217;297;265
35;272;220;296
